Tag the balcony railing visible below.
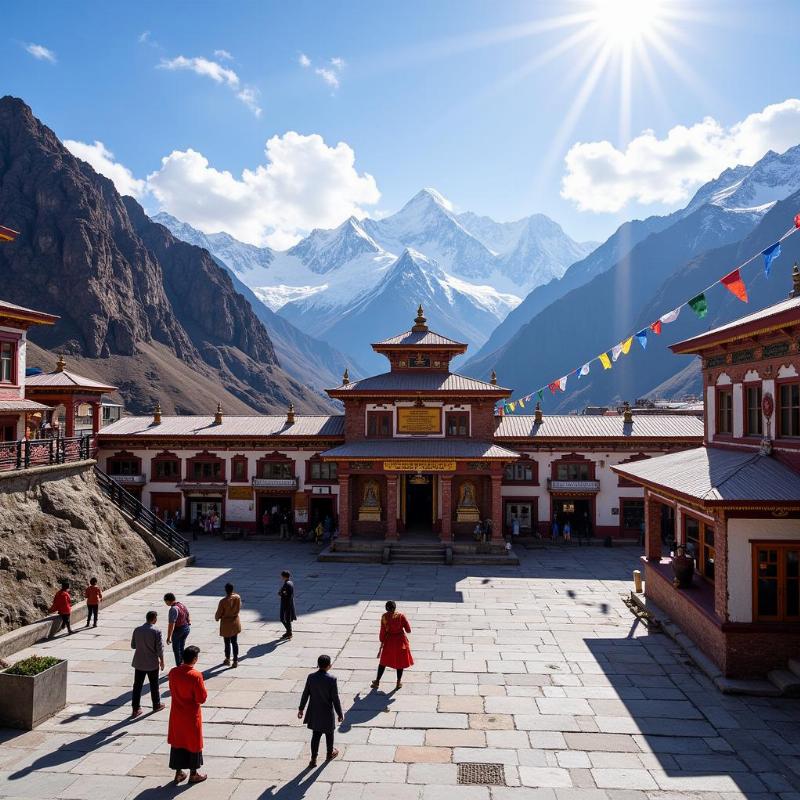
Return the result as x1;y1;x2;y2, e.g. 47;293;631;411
107;473;147;485
547;478;601;493
252;476;298;490
0;436;92;472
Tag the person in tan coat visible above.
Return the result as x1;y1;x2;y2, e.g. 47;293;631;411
214;582;242;668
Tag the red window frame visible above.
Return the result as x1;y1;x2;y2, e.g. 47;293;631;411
503;456;538;484
743;381;763;437
777;379;800;439
716;386;733;436
230;454;249;483
151;451;182;482
306;454;338;483
187;451;225;481
366;411;393;438
752;542;800;622
255;452;294;480
106;451;142;477
0;333;20;386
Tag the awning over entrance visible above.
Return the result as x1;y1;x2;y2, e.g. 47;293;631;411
320;438;520;462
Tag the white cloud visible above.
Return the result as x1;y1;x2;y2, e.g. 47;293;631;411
138;31;150;44
158;54;261;116
214;49;233;60
63;140;147;199
330;57;345;69
315;67;340;90
146;132;380;248
298;52;311;68
299;53;344;91
25;43;56;63
561;98;800;213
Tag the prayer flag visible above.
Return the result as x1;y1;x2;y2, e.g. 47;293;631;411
649;320;662;335
548;381;559;395
795;213;800;228
578;363;590;378
660;307;681;324
0;225;19;242
688;293;708;318
536;389;543;402
635;329;648;349
518;398;525;409
558;375;568;392
508;401;516;412
599;352;612;370
611;342;624;362
621;336;633;355
762;242;781;278
721;268;748;302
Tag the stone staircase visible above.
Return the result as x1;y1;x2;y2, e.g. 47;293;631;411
387;542;448;565
767;658;800;697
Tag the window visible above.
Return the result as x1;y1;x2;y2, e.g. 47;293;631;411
446;412;469;437
556;462;590;480
0;341;14;384
745;384;763;436
154;459;180;479
231;457;248;482
505;502;533;532
621;499;645;533
684;516;715;582
717;388;733;435
504;462;534;482
310;461;337;481
108;459;140;476
192;461;223;480
260;461;292;479
367;412;392;437
779;382;800;438
753;544;800;621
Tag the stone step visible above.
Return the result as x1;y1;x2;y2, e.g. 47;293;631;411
767;669;800;697
788;658;800;679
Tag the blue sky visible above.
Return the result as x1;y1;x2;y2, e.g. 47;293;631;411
5;1;800;247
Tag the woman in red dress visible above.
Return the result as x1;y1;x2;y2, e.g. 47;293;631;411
167;645;208;784
371;601;413;690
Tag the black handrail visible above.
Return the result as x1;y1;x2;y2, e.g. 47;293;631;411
0;435;92;472
94;466;190;557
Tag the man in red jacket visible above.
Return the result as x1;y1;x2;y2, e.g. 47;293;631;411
49;580;73;637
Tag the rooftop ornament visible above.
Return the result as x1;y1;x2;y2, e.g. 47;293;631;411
791;262;800;299
286;402;295;425
214;402;223;426
342;368;349;386
534;402;543;424
623;401;633;423
411;304;428;333
490;370;497;386
55;354;66;373
152;401;162;426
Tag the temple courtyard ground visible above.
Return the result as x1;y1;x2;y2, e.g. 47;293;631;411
1;540;799;800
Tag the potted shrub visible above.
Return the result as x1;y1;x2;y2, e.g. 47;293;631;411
0;655;67;729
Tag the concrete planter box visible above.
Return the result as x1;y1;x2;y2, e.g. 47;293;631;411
0;659;67;729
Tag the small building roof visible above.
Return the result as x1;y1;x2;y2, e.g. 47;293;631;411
99;414;345;439
611;445;800;506
671;294;800;354
0;399;52;412
371;305;468;353
494;414;704;440
26;367;116;393
328;371;510;395
0;298;59;327
321;438;520;460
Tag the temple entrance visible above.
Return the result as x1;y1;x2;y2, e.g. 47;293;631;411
257;494;293;535
552;497;593;538
404;474;434;534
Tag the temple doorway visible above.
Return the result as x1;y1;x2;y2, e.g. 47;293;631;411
552;497;593;537
404;474;434;533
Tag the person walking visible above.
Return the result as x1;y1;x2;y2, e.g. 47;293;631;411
551;518;560;542
371;601;413;690
167;645;207;785
563;520;572;543
279;570;296;639
215;582;241;668
280;510;290;540
297;654;343;768
84;577;103;628
164;593;191;667
49;580;73;637
130;610;166;718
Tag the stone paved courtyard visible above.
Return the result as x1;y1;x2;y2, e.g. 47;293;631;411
1;540;799;800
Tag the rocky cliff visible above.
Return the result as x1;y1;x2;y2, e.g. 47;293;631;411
0;464;157;633
0;96;331;414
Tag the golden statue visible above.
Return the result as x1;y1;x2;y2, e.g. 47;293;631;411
456;480;480;523
358;478;381;521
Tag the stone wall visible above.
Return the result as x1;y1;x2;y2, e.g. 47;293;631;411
0;461;157;633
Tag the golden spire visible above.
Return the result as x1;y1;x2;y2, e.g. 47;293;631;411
287;402;295;425
214;402;223;425
490;369;497;385
152;400;162;426
55;354;66;372
342;368;350;386
623;400;633;423
412;303;428;333
534;401;543;424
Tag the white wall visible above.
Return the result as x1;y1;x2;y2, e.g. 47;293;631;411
727;518;800;622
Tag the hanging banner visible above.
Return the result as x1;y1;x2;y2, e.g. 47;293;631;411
650;320;662;335
635;329;648;350
599;352;612;369
762;242;781;277
721;269;748;302
688;293;708;318
660;307;681;324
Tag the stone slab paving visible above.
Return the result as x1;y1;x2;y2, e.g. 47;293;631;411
1;540;799;800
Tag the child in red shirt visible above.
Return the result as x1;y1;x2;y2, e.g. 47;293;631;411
84;577;103;628
49;580;73;636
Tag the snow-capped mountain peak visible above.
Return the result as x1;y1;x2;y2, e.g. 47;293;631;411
287;215;381;274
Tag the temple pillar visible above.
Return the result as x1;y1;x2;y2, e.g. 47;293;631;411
64;398;75;438
713;511;728;622
91;400;102;435
440;475;453;542
644;491;663;561
338;473;351;541
386;475;398;540
490;473;504;543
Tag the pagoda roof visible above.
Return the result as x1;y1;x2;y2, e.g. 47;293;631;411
327;370;510;397
371;304;467;352
26;365;116;393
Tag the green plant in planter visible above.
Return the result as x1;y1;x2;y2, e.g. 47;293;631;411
5;655;61;676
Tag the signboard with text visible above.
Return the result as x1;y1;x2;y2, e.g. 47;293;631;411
384;460;456;472
397;407;441;434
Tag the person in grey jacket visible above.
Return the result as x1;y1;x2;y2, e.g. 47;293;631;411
131;610;166;718
297;654;344;767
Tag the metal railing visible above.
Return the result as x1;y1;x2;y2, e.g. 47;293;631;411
94;466;191;557
0;435;92;472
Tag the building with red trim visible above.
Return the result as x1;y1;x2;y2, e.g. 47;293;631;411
614;267;800;680
96;306;703;542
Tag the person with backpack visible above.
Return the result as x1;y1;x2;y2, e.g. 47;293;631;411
164;593;192;667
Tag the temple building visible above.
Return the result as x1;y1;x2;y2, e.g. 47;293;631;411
96;306;703;542
614;269;800;681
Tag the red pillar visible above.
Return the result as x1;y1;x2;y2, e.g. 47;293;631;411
644;491;663;561
338;473;351;541
386;475;398;540
490;473;504;543
64;398;75;438
440;475;453;542
91;400;101;435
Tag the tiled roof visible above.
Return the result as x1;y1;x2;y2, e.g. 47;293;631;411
0;299;58;323
495;414;704;439
612;445;800;505
672;295;800;351
26;369;116;391
329;371;509;393
99;415;345;438
321;438;520;460
373;329;466;347
0;399;51;412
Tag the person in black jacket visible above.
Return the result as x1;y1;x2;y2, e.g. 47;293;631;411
278;570;296;640
297;654;344;767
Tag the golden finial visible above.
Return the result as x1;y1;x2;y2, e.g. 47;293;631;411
490;370;497;385
286;402;295;425
342;368;350;386
412;303;428;332
214;402;223;425
152;400;162;426
534;401;543;424
623;400;633;423
55;354;66;372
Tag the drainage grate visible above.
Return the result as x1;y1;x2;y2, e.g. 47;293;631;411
457;763;506;785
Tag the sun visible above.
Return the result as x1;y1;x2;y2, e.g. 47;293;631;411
590;0;665;47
